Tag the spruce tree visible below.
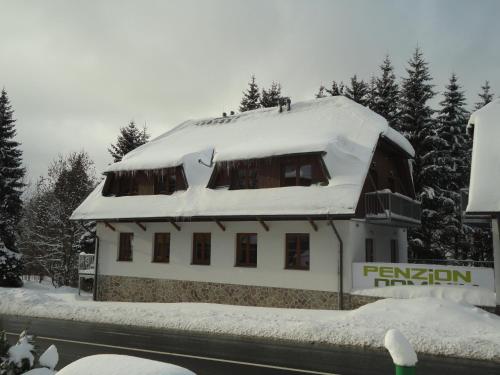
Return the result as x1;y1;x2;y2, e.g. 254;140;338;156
239;75;261;112
108;121;150;163
315;86;326;98
372;56;400;129
344;75;369;106
366;76;377;109
399;48;439;258
0;89;25;251
474;80;494;110
260;82;281;108
434;74;470;258
325;81;344;96
19;152;96;287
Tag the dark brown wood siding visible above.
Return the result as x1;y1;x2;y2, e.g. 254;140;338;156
355;138;415;217
102;166;188;197
208;152;329;190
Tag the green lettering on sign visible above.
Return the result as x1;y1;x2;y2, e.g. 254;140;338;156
380;267;394;278
394;267;411;279
364;266;378;276
453;270;471;283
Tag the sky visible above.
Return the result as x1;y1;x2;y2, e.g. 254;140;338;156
1;0;499;182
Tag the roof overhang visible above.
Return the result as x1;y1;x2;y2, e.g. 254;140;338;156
74;214;355;223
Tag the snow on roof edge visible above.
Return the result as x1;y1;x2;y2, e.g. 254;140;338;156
466;99;500;213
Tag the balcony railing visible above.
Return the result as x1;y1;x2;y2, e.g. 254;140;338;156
365;191;421;226
78;252;95;276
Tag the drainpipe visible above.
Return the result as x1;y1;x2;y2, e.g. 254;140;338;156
93;236;100;301
329;220;344;310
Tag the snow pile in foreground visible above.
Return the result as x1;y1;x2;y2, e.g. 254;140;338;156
352;285;496;307
39;345;58;370
1;282;500;361
384;329;418;367
57;354;195;375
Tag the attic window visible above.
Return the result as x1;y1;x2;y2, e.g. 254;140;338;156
208;152;329;190
281;162;313;187
102;166;188;197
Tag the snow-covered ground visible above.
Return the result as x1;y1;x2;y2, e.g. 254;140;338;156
57;355;195;375
352;285;496;307
1;281;500;362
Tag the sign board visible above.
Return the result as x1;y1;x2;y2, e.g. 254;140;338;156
352;262;495;291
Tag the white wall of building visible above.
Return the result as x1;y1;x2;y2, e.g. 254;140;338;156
342;220;408;292
96;219;408;293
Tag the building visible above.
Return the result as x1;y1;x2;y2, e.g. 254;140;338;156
465;99;500;313
71;96;421;309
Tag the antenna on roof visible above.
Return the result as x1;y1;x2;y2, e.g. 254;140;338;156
279;97;291;113
198;149;215;168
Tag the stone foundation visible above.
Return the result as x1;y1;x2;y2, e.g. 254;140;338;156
345;294;382;309
96;275;497;312
97;275;342;309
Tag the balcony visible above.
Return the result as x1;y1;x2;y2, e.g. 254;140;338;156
365;191;421;227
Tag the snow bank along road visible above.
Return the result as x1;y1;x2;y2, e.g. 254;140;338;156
2;315;500;375
1;282;500;363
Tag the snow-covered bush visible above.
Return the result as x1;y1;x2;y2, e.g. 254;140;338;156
0;331;58;375
0;241;23;288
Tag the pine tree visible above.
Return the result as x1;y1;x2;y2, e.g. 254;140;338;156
366;76;377;109
372;56;400;129
0;240;23;287
315;86;327;98
399;48;439;258
325;81;345;96
19;152;96;287
0;89;25;251
108;121;150;163
239;75;261;112
344;75;369;106
260;82;281;108
474;80;494;110
434;74;471;258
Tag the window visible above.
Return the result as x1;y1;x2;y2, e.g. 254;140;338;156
118;233;133;261
285;233;310;270
236;233;257;267
192;233;211;265
153;233;170;263
103;166;188;197
365;238;374;262
388;176;396;193
281;162;313;186
390;239;398;263
233;168;257;189
209;153;329;190
154;169;179;195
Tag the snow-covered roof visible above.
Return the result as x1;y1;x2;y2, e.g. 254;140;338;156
71;96;414;220
466;99;500;214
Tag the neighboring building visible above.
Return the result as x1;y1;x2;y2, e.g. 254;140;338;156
465;99;500;313
71;96;420;309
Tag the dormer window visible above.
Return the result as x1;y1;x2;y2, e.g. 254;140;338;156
281;162;312;187
103;166;187;197
233;167;258;189
154;169;178;194
208;152;329;190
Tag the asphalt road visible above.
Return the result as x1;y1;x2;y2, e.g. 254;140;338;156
1;314;499;375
